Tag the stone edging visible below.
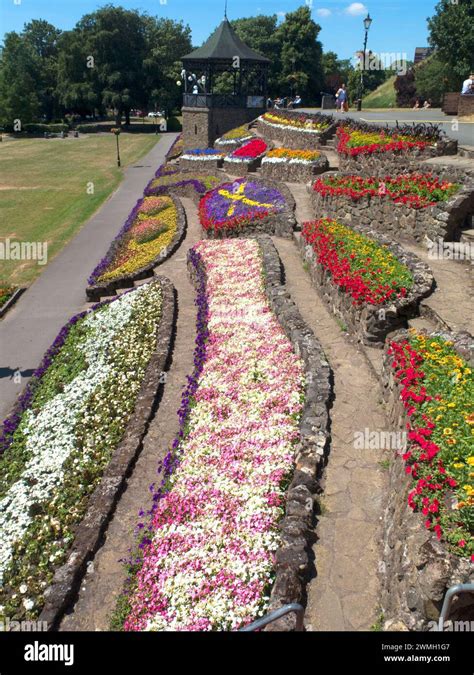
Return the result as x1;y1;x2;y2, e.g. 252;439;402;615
86;195;186;301
0;288;26;319
380;328;473;630
39;277;176;630
254;235;332;631
179;156;224;171
310;171;474;245
295;227;435;347
201;175;297;239
187;235;332;631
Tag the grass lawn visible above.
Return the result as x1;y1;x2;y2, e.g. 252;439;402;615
362;76;397;108
0;133;160;287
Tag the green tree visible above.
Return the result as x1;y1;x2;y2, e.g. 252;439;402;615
142;17;192;116
23;20;62;121
231;15;282;94
428;0;474;84
414;54;459;106
322;51;353;93
275;6;324;104
0;32;41;127
56;29;101;117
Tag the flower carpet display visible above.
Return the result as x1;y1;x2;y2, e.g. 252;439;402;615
181;148;225;161
227;138;267;161
214;124;254;148
313;174;460;209
263;148;322;164
302;218;413;306
199;177;287;235
144;165;222;200
336;126;432;157
388;331;473;557
0;282;164;619
260;111;330;133
88;196;178;285
119;238;305;631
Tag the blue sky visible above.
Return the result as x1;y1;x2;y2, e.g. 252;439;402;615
0;0;438;61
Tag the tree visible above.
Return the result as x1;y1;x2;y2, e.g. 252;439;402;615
275;6;324;104
56;29;101;117
142;17;192;116
347;51;388;102
322;51;353;93
428;0;474;85
415;54;459;106
231;15;282;93
394;69;417;107
23;20;62;121
0;32;41;127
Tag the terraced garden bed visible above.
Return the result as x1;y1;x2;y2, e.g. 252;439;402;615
199;176;296;238
86;194;186;301
298;218;434;347
257;110;336;149
0;279;175;625
381;328;473;629
144;165;225;204
261;148;329;181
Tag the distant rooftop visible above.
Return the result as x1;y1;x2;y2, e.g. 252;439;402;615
414;47;432;64
182;18;270;63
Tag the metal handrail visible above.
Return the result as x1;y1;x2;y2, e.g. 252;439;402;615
438;582;474;631
239;603;305;632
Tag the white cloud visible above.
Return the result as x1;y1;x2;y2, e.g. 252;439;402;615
344;3;367;16
277;11;286;18
316;8;332;17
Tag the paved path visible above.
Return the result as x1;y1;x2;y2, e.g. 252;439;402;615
0;134;178;420
60;197;200;631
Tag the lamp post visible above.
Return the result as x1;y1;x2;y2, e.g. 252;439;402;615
357;13;372;112
112;127;121;167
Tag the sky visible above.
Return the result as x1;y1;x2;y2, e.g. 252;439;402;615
0;0;439;61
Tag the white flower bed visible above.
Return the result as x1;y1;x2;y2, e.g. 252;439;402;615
0;282;163;618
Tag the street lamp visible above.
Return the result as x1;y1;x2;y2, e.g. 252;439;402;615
357;13;373;111
112;127;121;167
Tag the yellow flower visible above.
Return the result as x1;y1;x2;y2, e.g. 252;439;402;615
467;457;474;466
453;462;464;469
443;428;453;436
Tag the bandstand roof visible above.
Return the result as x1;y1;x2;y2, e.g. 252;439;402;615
182;18;270;64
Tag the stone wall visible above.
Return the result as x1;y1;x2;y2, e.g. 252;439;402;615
337;138;458;176
257;116;337;150
380;328;473;631
39;277;176;629
86;195;187;301
261;154;330;182
182;106;262;148
310;173;474;245
458;94;474;118
295;228;434;347
179;156;224;171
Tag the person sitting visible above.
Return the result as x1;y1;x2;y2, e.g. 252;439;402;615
413;98;421;110
274;97;283;109
293;94;302;108
423;98;432;109
267;97;273;108
461;73;474;95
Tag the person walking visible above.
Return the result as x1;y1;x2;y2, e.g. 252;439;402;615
335;84;348;112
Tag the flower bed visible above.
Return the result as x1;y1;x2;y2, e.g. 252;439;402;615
310;171;474;245
144;165;225;204
0;280;175;622
257;111;336;149
336;123;457;175
114;237;328;631
180;148;225;171
214;124;255;150
223;138;268;174
165;134;183;161
298;219;434;346
86;196;186;301
0;286;15;307
380;328;473;629
261;148;329;181
199;177;295;238
86;195;185;301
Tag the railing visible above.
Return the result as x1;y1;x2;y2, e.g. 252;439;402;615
183;93;264;109
437;583;474;631
239;603;305;632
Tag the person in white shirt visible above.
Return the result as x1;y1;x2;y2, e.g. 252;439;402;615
461;74;474;95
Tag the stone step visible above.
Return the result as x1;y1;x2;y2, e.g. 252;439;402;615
458;145;474;159
460;228;474;243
